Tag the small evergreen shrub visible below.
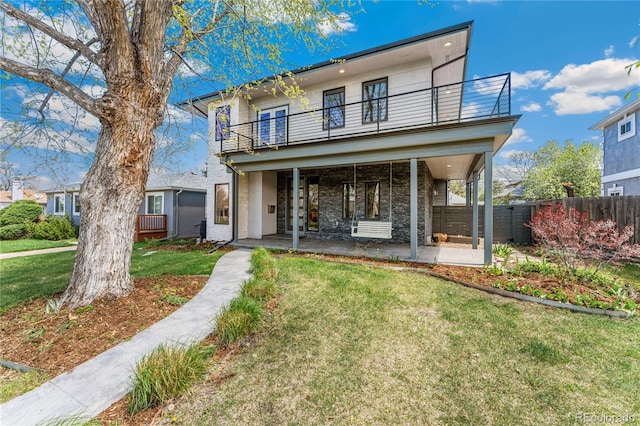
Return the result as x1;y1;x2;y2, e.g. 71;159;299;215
241;278;275;302
215;296;263;347
0;200;42;226
250;247;278;281
29;214;77;240
0;224;27;240
128;343;212;414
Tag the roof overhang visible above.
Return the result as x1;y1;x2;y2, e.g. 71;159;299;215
589;98;640;130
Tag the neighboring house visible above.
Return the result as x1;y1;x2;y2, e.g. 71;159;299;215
179;21;519;263
0;180;47;210
44;172;206;240
590;98;640;196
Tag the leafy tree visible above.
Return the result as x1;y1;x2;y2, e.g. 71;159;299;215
522;140;601;201
0;0;351;307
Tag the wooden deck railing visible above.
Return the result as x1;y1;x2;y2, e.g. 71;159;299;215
134;214;167;242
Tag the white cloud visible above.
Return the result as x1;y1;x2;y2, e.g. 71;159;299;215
604;45;615;57
546;92;621;116
630;36;639;48
319;13;357;36
520;102;541;112
510;70;552;90
498;149;522;160
504;127;532;146
543;58;637;115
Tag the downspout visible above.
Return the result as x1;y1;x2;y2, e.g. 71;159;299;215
232;169;238;243
174;189;182;239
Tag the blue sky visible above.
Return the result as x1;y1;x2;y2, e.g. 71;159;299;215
1;0;639;189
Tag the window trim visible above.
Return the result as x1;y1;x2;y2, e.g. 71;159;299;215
607;185;624;196
145;192;164;215
53;193;65;215
72;193;80;216
323;87;346;130
256;105;289;146
342;182;355;219
364;181;381;220
362;77;388;124
617;113;636;142
214;183;230;225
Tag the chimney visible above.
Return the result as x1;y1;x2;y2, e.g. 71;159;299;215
11;180;24;201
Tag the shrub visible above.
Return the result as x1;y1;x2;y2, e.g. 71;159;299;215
250;247;278;281
241;278;275;302
0;224;27;240
128;343;213;414
29;214;77;240
215;297;263;347
527;204;640;280
0;200;42;226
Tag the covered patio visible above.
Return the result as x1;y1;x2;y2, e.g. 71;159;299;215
232;234;486;267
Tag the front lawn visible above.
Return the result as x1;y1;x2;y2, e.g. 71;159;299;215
0;242;222;313
0;239;76;253
172;255;640;425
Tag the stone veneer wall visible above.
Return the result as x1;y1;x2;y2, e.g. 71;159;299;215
277;161;432;245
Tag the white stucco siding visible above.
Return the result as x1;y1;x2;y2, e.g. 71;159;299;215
262;171;277;235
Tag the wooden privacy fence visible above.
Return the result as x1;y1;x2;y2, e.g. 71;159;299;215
433;196;640;245
530;196;640;244
433;205;532;244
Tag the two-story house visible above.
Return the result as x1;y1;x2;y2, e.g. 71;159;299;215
590;98;640;196
180;21;520;263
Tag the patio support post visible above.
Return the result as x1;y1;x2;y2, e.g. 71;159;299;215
472;170;479;250
232;170;239;243
410;158;418;260
292;167;299;250
483;153;493;264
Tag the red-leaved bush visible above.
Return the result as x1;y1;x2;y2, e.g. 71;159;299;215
527;204;640;279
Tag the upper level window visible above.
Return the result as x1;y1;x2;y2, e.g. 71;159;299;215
215;105;230;141
258;106;288;146
53;194;65;215
363;78;388;123
72;193;80;215
323;87;345;129
618;113;636;142
146;192;164;215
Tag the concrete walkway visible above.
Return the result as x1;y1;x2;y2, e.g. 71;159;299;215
0;249;252;426
0;245;78;259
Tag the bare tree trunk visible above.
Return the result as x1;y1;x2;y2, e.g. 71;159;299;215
62;105;157;307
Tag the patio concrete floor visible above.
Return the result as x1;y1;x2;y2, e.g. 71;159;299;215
232;235;487;267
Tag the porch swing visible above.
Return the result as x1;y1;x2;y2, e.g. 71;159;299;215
350;163;394;239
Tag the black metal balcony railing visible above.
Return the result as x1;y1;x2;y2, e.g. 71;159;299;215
218;73;511;154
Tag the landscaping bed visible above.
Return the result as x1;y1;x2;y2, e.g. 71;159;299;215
0;275;209;403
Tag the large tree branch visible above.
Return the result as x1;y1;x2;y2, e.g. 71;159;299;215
164;1;233;87
0;57;101;118
0;1;101;67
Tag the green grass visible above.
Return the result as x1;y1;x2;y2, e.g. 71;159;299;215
172;255;640;425
0;244;225;313
0;239;75;253
0;369;49;403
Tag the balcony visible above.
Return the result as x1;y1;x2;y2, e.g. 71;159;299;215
218;73;511;154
